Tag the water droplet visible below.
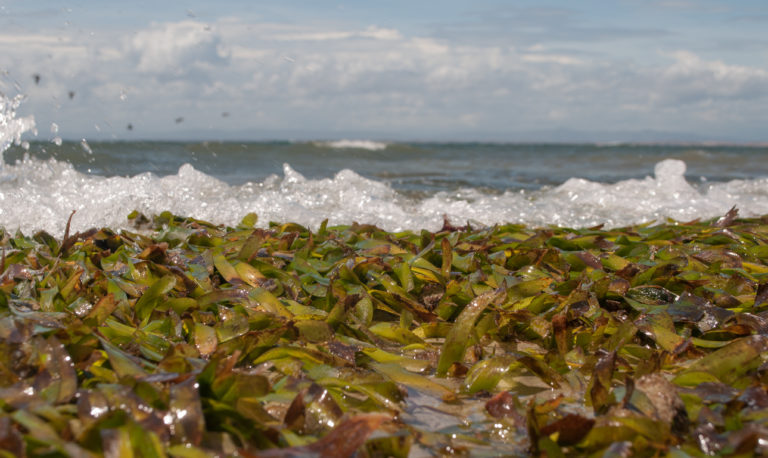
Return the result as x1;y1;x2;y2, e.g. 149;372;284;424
80;139;93;155
90;405;109;417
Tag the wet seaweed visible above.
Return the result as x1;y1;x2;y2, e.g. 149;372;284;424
2;211;768;456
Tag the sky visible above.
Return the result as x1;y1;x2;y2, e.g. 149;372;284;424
1;0;767;142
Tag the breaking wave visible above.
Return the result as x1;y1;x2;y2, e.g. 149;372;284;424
315;139;389;151
1;156;767;237
2;92;768;236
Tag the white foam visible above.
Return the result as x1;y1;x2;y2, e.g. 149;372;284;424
417;159;768;229
316;139;389;151
0;93;36;165
0;156;766;237
2;94;765;235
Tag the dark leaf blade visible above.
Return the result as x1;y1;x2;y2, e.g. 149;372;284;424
169;376;206;446
485;391;517;419
713;206;739;228
539;414;595;446
755;282;768;308
251;414;391;458
589;351;616;413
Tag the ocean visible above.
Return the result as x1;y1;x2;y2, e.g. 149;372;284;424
2;95;768;236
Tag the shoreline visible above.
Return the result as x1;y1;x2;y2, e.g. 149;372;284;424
2;211;768;455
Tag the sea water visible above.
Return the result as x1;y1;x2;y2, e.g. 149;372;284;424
2;93;768;236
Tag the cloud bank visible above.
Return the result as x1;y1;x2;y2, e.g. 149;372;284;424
1;11;767;142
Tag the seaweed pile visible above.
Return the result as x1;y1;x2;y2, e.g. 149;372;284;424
2;209;768;457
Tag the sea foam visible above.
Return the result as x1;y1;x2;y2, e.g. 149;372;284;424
2;92;767;236
1;155;766;237
316;139;389;151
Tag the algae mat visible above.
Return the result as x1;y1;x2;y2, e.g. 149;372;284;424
2;210;768;456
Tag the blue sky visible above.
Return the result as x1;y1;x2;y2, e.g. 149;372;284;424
1;1;767;142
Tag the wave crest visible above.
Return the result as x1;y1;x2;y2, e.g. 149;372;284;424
1;157;766;236
315;139;389;151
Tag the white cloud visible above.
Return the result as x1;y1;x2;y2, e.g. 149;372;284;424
521;53;583;65
2;17;767;141
657;50;768;104
265;26;400;42
410;38;450;55
0;33;88;63
359;26;402;41
130;21;230;75
0;34;65;45
271;30;354;42
220;22;401;44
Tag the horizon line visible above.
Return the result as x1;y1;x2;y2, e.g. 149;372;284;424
18;137;768;148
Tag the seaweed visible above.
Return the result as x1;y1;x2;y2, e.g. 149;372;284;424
2;211;768;456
